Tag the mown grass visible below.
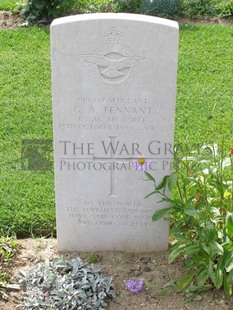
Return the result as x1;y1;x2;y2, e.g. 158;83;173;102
0;27;55;237
0;24;233;237
176;24;233;146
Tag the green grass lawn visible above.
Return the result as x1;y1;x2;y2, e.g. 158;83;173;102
0;27;55;237
0;24;233;238
176;24;233;145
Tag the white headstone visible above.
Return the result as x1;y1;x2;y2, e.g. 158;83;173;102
51;13;179;252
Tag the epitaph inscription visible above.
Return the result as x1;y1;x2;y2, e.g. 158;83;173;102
67;200;153;228
51;13;179;252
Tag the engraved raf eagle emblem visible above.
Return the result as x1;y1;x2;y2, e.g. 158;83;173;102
80;54;144;78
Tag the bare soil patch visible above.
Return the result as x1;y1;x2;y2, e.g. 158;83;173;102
178;17;233;25
0;239;232;310
0;11;22;29
0;11;232;30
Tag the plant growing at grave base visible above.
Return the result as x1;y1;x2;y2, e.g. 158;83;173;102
145;143;233;300
0;237;18;281
87;252;102;263
0;237;19;299
19;257;115;309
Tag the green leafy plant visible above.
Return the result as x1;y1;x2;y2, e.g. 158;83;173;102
87;252;102;263
0;237;18;282
0;237;18;299
115;0;182;17
141;0;183;18
115;0;143;13
182;0;220;18
20;0;75;25
20;0;117;24
19;257;115;309
146;143;233;299
219;0;233;18
74;0;117;14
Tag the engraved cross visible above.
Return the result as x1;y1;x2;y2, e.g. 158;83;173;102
93;136;133;197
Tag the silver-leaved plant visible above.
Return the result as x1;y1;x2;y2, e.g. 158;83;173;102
18;257;116;309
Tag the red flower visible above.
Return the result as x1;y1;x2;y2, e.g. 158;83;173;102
231;147;233;155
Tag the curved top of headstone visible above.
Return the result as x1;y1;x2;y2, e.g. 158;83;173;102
51;13;178;29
